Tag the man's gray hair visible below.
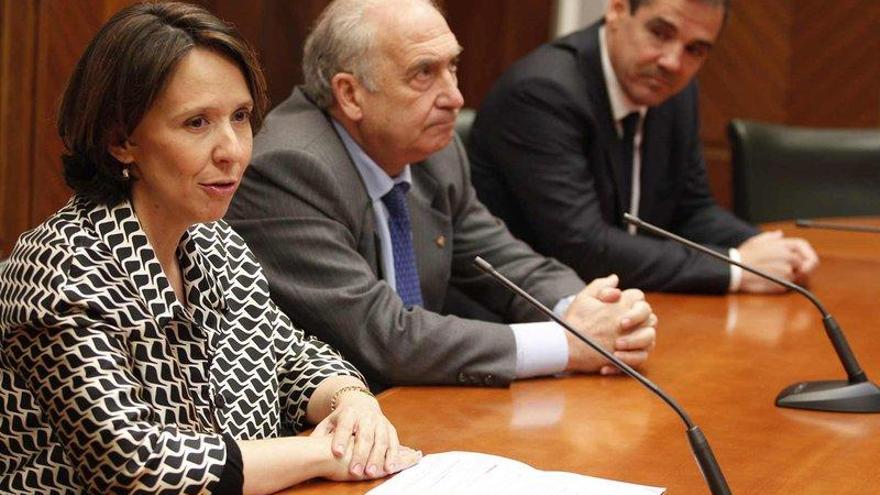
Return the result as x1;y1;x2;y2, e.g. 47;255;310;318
301;0;440;109
630;0;729;10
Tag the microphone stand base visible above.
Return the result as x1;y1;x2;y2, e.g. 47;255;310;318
776;379;880;413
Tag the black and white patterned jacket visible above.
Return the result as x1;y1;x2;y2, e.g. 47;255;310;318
0;197;362;494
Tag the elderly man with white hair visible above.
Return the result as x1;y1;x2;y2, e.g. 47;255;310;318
227;0;657;394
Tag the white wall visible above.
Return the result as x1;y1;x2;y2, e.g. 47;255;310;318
554;0;608;37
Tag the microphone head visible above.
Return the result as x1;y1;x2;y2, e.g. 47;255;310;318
473;256;494;273
622;212;641;227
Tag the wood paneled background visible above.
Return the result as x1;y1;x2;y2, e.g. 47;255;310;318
698;0;880;207
2;0;879;257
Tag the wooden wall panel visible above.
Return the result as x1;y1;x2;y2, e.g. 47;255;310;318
0;0;38;257
209;0;332;108
789;0;880;127
443;0;552;109
29;1;114;227
697;1;795;207
698;1;794;147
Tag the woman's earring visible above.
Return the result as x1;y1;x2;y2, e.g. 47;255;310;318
122;167;130;179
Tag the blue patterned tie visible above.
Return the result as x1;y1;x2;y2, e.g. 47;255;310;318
382;182;424;308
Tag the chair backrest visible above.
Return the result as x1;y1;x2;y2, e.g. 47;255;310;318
728;119;880;223
455;107;477;146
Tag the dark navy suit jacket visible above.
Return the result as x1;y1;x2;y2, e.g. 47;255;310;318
468;21;758;293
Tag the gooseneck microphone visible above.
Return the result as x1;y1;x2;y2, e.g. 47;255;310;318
473;256;732;495
796;219;880;234
623;212;880;413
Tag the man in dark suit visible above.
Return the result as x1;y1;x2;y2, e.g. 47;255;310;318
468;0;818;294
226;0;657;391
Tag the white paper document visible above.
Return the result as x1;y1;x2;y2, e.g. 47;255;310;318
368;451;666;495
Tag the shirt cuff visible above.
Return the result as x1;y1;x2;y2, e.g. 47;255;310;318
728;248;743;292
510;321;569;379
552;295;575;317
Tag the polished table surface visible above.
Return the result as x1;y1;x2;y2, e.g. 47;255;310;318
285;218;880;494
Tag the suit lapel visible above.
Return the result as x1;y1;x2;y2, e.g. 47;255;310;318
638;107;670;220
572;24;630;221
362;207;383;280
407;165;451;312
317;108;384;279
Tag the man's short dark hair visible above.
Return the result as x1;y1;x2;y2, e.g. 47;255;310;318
58;1;268;206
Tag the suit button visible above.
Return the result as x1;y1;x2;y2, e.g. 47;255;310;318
483;374;495;386
458;372;468;384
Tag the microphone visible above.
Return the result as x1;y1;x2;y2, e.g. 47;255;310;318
473;256;732;495
623;212;880;413
796;219;880;234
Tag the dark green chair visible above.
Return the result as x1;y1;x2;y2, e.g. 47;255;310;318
455;107;477;146
728;119;880;223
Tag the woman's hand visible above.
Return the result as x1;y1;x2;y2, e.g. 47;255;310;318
316;433;422;482
312;389;410;478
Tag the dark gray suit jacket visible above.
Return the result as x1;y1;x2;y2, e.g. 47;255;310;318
468;22;758;294
227;89;584;390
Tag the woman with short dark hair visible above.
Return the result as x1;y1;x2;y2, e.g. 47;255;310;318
0;3;418;493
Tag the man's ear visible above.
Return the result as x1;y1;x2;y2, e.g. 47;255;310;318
606;0;628;24
330;72;365;122
107;132;137;165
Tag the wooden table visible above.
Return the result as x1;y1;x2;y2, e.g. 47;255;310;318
285;219;880;494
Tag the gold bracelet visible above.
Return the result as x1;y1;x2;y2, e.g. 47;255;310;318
329;385;375;411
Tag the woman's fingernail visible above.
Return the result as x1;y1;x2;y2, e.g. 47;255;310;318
352;464;362;475
366;465;376;476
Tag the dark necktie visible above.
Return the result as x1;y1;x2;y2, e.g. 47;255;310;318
382;182;424;308
620;111;641;207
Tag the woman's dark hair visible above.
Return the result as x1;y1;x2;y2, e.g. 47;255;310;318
58;1;269;205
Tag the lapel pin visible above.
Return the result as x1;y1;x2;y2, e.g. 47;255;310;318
435;234;446;248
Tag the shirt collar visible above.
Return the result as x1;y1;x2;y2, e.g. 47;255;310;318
331;119;412;200
599;25;647;122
